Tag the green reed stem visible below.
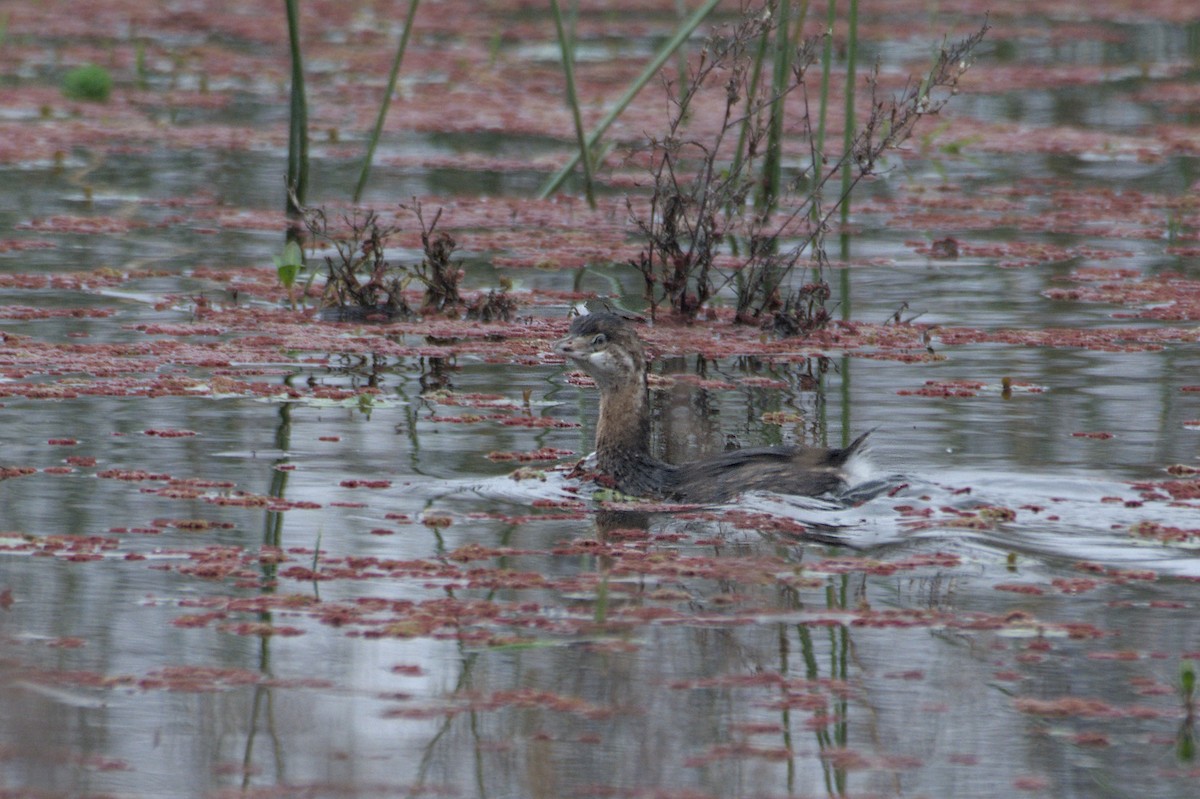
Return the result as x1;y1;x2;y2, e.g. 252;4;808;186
730;20;770;183
353;0;421;203
839;0;858;228
284;0;309;227
672;0;691;87
757;0;791;216
813;0;836;190
838;0;858;321
550;0;595;208
538;0;722;199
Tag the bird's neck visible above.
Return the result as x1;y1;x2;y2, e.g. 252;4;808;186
594;371;652;467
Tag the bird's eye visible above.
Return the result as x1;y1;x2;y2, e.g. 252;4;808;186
591;333;607;347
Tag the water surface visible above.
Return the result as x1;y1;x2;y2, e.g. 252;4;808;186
2;3;1200;798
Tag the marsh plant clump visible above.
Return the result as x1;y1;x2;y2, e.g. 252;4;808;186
409;202;465;316
301;205;413;321
628;7;989;332
62;64;113;102
291;201;515;322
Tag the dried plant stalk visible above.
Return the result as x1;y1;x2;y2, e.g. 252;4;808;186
628;3;989;333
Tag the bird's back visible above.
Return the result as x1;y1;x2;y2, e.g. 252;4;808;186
666;432;870;504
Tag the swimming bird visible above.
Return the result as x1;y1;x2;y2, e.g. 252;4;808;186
553;312;869;503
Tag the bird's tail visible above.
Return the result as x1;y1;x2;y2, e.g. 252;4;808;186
828;430;872;467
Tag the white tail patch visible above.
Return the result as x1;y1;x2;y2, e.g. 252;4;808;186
841;441;876;487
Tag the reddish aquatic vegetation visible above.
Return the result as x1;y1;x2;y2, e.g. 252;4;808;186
446;543;527;563
203;492;271;507
144;428;199;438
137;665;324;693
1087;650;1142;661
47;438;78;445
46;636;87;648
1072;431;1115;439
900;505;1016;533
339;479;392;489
390;664;425;676
937;325;1200;351
429;413;493;424
173;612;224;629
486;446;575;462
1013;775;1051;791
685;743;791;766
0;268;154;293
817;748;922;772
1014;696;1171;720
153;518;235;532
739;376;791;389
1044;272;1200;321
498;415;582;429
471;688;613;719
995;583;1045;595
0;466;37;480
1072;732;1111;747
134;324;225;337
1128;521;1200;544
1051;577;1100;594
1;4;1198;793
908;238;1117;269
529;498;586;511
429;391;514;408
17;215;145;235
218;622;306;637
1131;477;1200;501
1060;622;1111;639
0;238;55;252
897;379;985;398
716;509;813;537
0;306;114;320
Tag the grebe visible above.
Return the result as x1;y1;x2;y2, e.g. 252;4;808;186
553;312;868;504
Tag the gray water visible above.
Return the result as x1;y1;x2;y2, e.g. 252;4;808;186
2;5;1200;799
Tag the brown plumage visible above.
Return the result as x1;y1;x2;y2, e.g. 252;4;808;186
553;312;869;504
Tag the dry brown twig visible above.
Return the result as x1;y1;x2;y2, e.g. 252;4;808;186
628;6;989;333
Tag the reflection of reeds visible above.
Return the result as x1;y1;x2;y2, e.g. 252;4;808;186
1180;659;1196;761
